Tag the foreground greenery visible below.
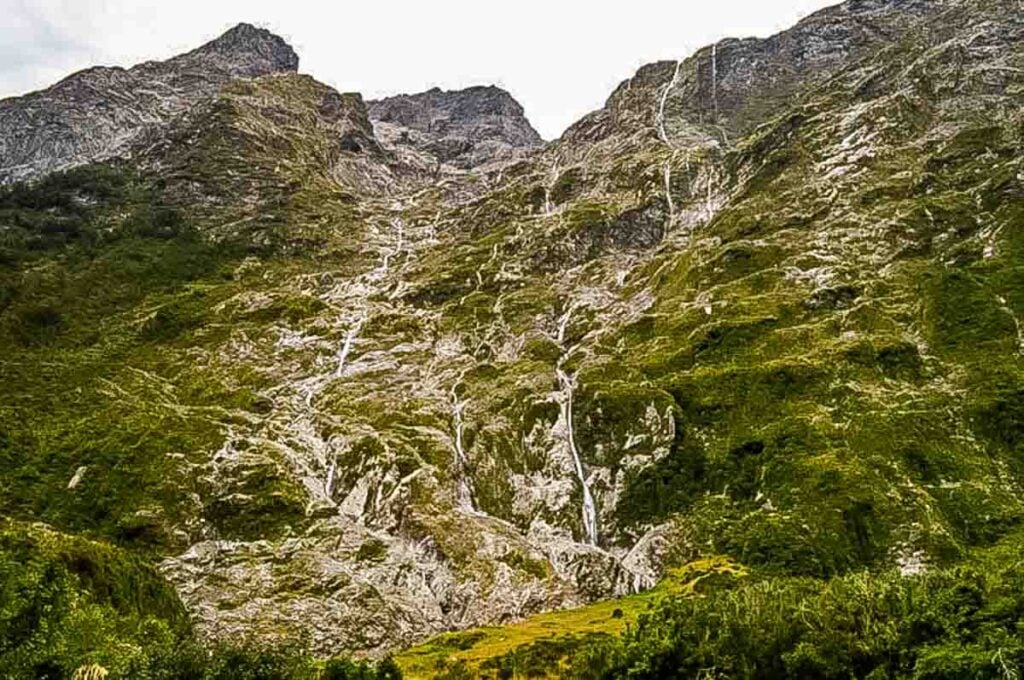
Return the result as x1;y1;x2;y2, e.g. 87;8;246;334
0;519;401;679
9;508;1024;679
403;534;1024;679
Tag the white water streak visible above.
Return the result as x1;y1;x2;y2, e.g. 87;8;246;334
394;217;404;255
657;60;684;231
996;295;1024;354
335;317;364;378
324;457;337;498
664;152;678;223
557;368;598;546
711;43;719;119
554;304;598;545
450;382;475;511
556;304;576;345
544;161;560;216
657;59;684;145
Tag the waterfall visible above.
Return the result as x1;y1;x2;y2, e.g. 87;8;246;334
544;161;559;216
556;304;575;345
664;154;676;225
335;317;363;378
374;217;404;277
996;295;1024;354
711;43;719;119
557;368;599;546
393;217;404;255
553;304;598;545
324;457;337;498
450;382;476;511
657;60;683;231
656;59;684;145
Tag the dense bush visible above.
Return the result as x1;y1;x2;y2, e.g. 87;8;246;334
0;519;403;679
549;562;1024;679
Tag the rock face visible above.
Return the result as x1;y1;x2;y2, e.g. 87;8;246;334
368;86;543;171
561;0;951;153
2;0;1024;663
0;23;299;184
139;74;395;228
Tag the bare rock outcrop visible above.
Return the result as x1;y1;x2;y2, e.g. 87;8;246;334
368;86;543;172
0;23;299;183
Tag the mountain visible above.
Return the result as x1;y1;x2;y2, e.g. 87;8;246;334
0;23;299;184
1;0;1023;677
368;86;544;171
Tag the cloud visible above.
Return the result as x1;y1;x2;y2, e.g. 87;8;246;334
0;1;93;93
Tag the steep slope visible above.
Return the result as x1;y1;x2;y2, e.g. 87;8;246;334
1;0;1023;671
369;86;543;172
0;23;298;184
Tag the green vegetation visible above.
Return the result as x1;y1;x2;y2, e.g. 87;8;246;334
0;518;404;679
0;164;249;553
557;542;1024;679
398;559;745;678
401;535;1024;679
2;1;1023;675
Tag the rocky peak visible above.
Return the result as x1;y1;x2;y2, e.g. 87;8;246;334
0;24;299;184
368;85;543;171
171;22;300;77
558;0;953;155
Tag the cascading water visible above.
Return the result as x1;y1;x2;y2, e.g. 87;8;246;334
657;60;684;232
335;317;363;378
656;59;684;145
393;216;404;254
996;294;1024;354
544;161;560;216
375;217;405;278
554;305;599;546
449;381;476;511
324;457;337;498
664;152;677;221
557;367;599;546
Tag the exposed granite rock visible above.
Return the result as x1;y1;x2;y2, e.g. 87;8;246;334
560;0;951;151
0;23;299;184
368;86;543;172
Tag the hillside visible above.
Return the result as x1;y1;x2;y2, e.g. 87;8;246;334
1;0;1023;677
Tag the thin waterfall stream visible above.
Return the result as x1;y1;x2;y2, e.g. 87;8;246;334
554;305;599;546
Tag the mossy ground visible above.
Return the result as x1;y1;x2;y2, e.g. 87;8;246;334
396;558;745;679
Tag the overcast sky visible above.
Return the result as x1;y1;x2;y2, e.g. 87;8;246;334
1;0;838;139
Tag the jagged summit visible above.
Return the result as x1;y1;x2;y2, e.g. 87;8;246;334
0;24;300;183
179;22;300;76
370;85;539;139
368;84;543;171
558;0;952;154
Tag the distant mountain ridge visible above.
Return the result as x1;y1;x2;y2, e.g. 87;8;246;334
0;27;544;185
0;23;299;183
368;85;544;171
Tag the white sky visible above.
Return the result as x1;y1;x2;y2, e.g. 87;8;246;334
0;0;838;140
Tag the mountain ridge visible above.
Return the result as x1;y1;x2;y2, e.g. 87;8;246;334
2;0;1024;676
0;22;300;184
